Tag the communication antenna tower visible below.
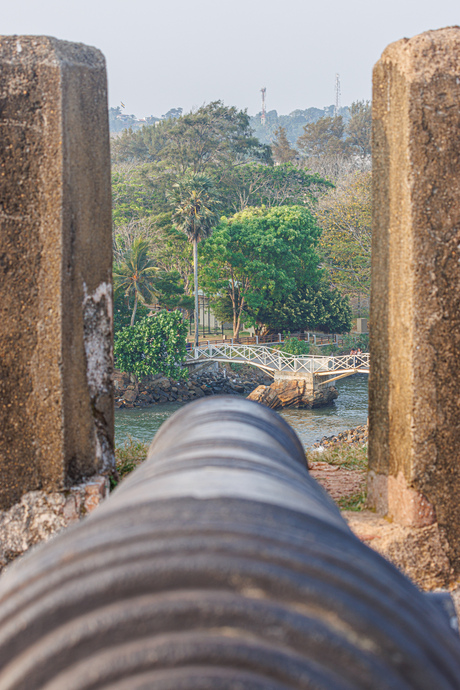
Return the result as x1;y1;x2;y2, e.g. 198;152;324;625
261;87;266;126
334;74;341;116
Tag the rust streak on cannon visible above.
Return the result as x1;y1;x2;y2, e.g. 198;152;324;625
0;397;459;689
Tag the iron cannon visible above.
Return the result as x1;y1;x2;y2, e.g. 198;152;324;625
0;397;459;689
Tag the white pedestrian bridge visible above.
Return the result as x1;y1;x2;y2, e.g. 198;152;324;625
187;343;369;383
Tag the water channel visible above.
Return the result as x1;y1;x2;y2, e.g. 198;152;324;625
114;374;369;451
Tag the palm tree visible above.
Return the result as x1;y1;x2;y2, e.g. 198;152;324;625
169;174;220;347
113;237;159;326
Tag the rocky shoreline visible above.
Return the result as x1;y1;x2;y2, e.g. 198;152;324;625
312;422;368;449
114;364;272;408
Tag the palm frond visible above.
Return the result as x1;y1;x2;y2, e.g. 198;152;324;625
113;235;160;324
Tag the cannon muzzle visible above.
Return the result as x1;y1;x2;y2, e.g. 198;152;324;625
0;397;459;689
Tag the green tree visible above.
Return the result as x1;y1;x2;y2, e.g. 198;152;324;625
151;217;194;296
297;115;349;159
201;206;322;338
314;171;372;298
271;126;297;164
153;270;195;312
114;311;188;380
168;174;220;346
113;237;159;326
110;102;274;290
113;290;150;334
219;162;332;213
255;281;352;334
250;106;341;147
112;214;195;315
346;101;372;158
112;101;271;172
112;164;172;225
113;217;157;264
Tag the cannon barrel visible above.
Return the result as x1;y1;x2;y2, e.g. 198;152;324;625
0;396;459;689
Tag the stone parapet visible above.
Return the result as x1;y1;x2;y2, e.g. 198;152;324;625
369;27;460;569
345;510;454;591
368;470;436;528
0;37;114;509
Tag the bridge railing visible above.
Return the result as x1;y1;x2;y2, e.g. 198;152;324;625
188;343;369;374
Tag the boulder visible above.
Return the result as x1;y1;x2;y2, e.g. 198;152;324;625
247;385;281;409
123;389;138;404
157;378;171;391
247;380;338;410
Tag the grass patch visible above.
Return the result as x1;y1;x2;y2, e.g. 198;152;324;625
337;489;367;512
306;443;368;471
111;436;149;489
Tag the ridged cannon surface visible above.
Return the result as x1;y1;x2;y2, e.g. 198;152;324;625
0;397;459;689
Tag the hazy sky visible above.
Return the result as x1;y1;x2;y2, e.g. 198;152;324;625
3;0;459;117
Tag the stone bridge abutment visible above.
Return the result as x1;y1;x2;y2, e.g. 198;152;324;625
248;369;339;410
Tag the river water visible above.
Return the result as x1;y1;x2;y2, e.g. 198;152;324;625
114;374;368;451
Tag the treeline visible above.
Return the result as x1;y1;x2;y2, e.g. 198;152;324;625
109;106;183;134
111;100;371;341
250;104;350;147
110;103;349;147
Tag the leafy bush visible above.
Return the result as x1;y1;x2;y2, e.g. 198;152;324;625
307;344;323;356
342;332;369;351
277;336;310;356
114;310;188;380
322;344;340;356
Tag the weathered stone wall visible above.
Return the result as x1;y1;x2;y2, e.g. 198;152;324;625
0;37;114;510
369;27;460;570
0;476;109;573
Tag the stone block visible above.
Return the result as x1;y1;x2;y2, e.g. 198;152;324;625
84;475;109;513
62;492;82;523
0;37;114;509
369;28;460;567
